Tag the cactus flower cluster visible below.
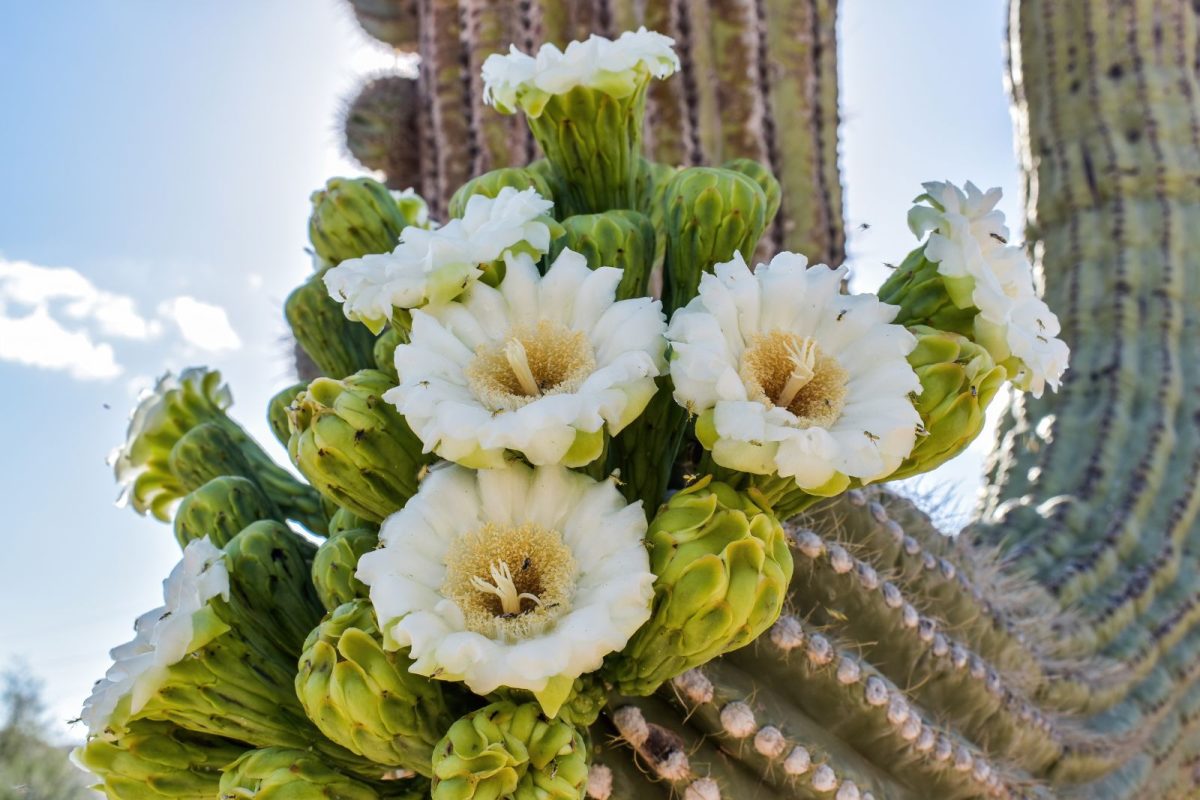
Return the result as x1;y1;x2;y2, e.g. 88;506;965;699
78;27;1069;800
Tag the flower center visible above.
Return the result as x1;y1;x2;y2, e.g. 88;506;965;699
465;320;597;412
442;522;577;642
740;331;848;428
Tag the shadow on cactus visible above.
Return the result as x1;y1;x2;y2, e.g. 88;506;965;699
80;23;1079;800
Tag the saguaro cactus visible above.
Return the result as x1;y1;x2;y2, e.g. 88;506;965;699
75;3;1200;799
342;0;842;264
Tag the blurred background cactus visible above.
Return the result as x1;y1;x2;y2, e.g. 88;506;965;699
320;1;1200;798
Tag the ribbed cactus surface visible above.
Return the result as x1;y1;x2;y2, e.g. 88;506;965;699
342;0;843;265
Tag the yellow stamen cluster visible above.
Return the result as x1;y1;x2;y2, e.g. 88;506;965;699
442;522;577;641
465;320;597;412
740;331;848;429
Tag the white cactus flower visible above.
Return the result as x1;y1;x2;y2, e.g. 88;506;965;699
80;538;229;736
667;253;922;494
482;27;680;116
356;462;654;717
908;180;1069;397
324;187;555;331
385;247;666;469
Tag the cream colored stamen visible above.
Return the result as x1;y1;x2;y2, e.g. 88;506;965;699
740;330;849;429
443;522;577;641
503;339;542;398
777;337;818;409
465;320;597;412
470;561;545;615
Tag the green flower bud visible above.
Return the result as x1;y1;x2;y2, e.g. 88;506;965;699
431;701;588;800
549;210;655;299
373;325;404;381
721;158;782;228
524;159;566;211
72;720;244;800
296;600;455;777
313;528;379;611
522;83;651;216
606;477;793;695
877;246;976;336
113;368;326;534
222;521;324;659
268;383;307;449
554;674;607;729
308;176;423;266
448;167;556;219
218;747;427;800
288;370;433;523
329;506;378;536
661;167;769;313
889;325;1006;481
286;272;378;379
173;476;280;550
167;421;327;536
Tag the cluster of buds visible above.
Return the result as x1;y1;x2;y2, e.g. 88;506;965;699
80;24;1069;800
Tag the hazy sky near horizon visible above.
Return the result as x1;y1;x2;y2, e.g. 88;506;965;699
0;1;1017;737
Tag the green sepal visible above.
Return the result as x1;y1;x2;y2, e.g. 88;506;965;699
267;382;307;449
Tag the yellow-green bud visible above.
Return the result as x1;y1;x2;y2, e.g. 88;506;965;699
606;477;792;695
431;701;588;800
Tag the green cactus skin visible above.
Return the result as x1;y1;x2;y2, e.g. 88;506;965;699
287;370;432;523
286;272;379;380
73;720;244;800
346;0;419;51
296;601;456;778
547;210;655;299
312;528;379;612
341;74;420;192
172;476;281;550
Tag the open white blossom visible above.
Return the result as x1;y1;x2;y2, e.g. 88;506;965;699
324;187;555;332
80;538;229;735
908;180;1069;397
667;253;921;495
482;28;680;115
386;247;666;469
356;462;654;716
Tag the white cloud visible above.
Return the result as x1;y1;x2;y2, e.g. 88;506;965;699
157;296;242;352
0;259;160;340
0;305;121;379
0;257;243;381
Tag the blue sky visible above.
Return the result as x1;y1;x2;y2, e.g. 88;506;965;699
0;1;1017;737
